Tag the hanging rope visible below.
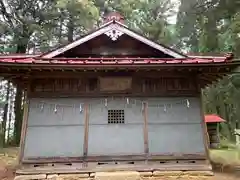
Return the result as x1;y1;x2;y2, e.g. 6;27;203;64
32;98;192;114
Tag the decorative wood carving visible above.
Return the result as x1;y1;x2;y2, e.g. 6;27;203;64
99;77;132;91
105;29;123;41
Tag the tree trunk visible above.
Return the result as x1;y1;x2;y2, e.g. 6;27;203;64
2;81;10;147
7;85;13;144
58;10;64;43
13;32;28;146
13;84;23;146
67;13;74;42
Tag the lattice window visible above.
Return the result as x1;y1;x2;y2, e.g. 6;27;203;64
108;110;125;124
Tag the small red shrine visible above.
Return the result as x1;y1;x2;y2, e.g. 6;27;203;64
205;114;225;148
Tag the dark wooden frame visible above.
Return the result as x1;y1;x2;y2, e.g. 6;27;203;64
18;88;30;164
83;103;89;159
22;153;207;164
199;91;211;162
143;102;149;156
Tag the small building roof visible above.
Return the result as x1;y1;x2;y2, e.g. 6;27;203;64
205;114;226;123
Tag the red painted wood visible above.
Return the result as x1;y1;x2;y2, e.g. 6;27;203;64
0;57;229;65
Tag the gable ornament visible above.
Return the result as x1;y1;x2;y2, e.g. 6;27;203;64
104;29;123;41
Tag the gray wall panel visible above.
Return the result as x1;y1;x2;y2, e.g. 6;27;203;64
24;126;84;157
147;97;201;124
147;97;205;154
28;98;85;126
23;97;205;158
88;125;144;155
88;98;144;124
88;97;144;155
148;124;205;154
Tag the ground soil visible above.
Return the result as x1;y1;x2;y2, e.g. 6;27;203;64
0;163;15;180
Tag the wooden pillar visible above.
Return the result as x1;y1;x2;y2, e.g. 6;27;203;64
143;102;149;158
199;90;211;162
83;103;89;165
18;94;30;165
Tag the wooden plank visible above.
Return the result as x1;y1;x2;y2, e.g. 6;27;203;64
28;91;199;98
83;103;90;159
143;102;149;155
199;90;211;162
18;95;30;165
0;71;195;79
29;75;197;93
99;77;132;91
22;153;206;164
16;163;212;175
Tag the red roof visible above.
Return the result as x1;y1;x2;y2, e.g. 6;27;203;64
0;16;234;66
205;114;225;123
0;57;231;65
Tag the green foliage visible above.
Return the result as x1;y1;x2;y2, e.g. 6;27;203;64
177;0;240;55
97;0;177;45
56;0;99;29
203;75;240;140
177;0;240;142
219;137;238;150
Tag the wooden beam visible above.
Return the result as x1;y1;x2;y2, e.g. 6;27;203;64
28;92;199;98
199;91;211;164
143;102;149;156
18;92;30;165
83;103;90;166
4;71;194;79
22;153;207;164
17;161;211;175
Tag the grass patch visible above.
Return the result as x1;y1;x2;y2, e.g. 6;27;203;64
210;149;240;166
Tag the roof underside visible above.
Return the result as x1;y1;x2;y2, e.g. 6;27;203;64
55;34;174;58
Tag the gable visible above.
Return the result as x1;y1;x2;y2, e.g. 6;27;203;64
41;21;187;58
57;34;174;58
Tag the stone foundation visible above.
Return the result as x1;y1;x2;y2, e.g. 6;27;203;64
14;171;214;180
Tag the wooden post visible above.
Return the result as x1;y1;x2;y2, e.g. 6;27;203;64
83;103;89;165
143;102;149;157
199;90;211;162
18;98;30;165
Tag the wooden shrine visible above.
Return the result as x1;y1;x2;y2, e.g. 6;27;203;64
0;12;239;177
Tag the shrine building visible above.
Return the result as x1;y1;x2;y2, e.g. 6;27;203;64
0;12;239;176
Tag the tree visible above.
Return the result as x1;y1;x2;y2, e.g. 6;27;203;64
56;0;99;43
0;0;59;53
176;0;240;142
